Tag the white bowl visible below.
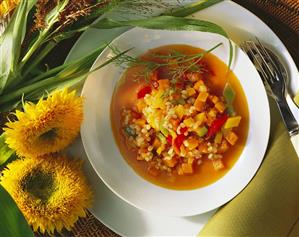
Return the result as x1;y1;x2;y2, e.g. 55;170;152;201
81;28;270;217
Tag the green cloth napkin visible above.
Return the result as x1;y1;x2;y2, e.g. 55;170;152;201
198;100;299;236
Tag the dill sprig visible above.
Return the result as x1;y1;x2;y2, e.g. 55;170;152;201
109;42;222;81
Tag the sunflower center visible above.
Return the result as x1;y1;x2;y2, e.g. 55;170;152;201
21;169;55;202
39;128;57;141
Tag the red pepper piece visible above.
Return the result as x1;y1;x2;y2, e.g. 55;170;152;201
180;127;188;134
131;110;142;119
207;114;228;138
174;134;185;150
182;72;189;81
175;82;184;89
137;86;152;99
166;135;172;145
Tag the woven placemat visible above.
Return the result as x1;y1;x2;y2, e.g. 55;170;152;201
34;1;299;236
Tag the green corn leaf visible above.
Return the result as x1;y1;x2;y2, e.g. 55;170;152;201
92;15;233;67
164;0;224;17
0;185;34;237
0;133;15;166
0;0;38;94
0;45;130;111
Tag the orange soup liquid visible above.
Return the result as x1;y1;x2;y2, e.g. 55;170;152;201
111;44;249;190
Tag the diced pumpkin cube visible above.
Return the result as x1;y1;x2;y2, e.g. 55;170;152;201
215;101;226;113
186;87;196;97
195;112;206;125
175;105;185;120
183;117;194;127
181;163;194;174
134;119;146;127
214;132;223;144
186;137;199;150
195;126;208;137
194;80;205;91
152;138;161;149
196;92;209;102
158;79;170;89
199;85;208;92
163;157;178;168
169;119;180;131
224;116;242;129
208;108;218;118
225;131;238;145
197;142;209;153
194;100;204;111
218;140;230;153
212;159;225;171
211;95;219;104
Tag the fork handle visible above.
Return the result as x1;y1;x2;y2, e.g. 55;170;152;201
276;98;299;137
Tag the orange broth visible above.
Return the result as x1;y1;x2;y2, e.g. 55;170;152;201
110;44;249;190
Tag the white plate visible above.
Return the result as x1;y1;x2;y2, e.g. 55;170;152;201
66;1;299;236
80;28;269;217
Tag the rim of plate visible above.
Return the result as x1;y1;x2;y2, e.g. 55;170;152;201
80;28;270;217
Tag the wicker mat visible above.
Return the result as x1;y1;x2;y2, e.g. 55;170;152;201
35;1;299;236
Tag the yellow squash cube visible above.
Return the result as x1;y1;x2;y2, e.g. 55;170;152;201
224;116;242;129
183;117;194;127
196;92;209;102
225;131;238;145
215;101;226;113
175;105;185;120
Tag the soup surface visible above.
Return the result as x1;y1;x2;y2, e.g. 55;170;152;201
111;44;249;190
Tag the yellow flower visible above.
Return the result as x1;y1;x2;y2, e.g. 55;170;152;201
0;0;19;17
4;89;83;157
0;155;93;234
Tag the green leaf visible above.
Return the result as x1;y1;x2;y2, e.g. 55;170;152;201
0;45;130;110
164;0;224;17
0;133;15;166
93;16;226;36
92;15;233;67
0;185;34;237
0;0;38;93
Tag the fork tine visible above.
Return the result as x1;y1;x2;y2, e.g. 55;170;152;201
249;41;276;81
240;41;268;83
255;38;280;75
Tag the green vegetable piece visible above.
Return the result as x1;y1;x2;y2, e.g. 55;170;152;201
157;132;167;144
223;83;236;104
159;119;169;137
196;126;208;137
124;126;136;137
223;83;236;116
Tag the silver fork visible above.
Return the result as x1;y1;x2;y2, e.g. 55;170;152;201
240;39;299;157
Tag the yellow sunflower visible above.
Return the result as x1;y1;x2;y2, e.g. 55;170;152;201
0;0;19;17
4;89;83;157
0;155;93;234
